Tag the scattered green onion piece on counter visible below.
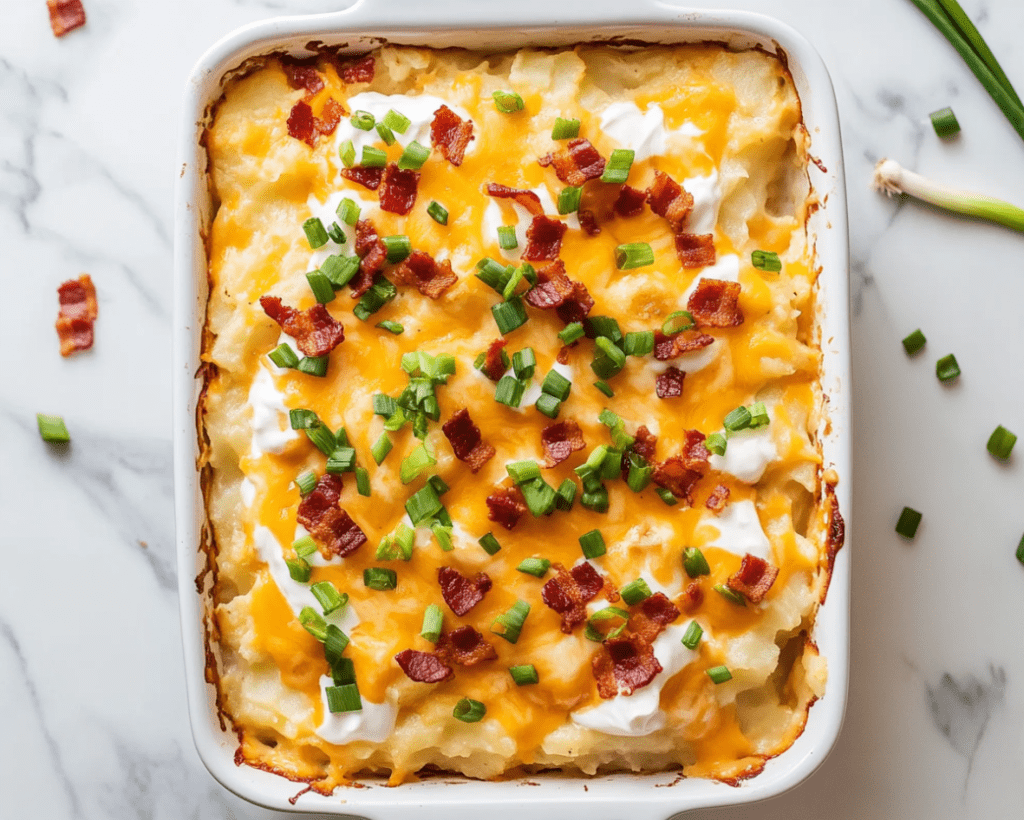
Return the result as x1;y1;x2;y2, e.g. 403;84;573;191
581;487;610;513
363;567;397;591
371;433;393;465
520;478;558;517
683;547;711;578
517;557;551;578
661;311;694;335
557;186;583;215
551;117;581;140
929;106;960;138
478;532;502;556
987;425;1017;460
339;139;356;168
398;140;430;171
555;478;577;511
299;606;328;641
311;582;347;615
491;296;528;335
293;535;316;558
420;604;444;643
584;607;630;642
432;522;454;552
749;402;770;429
326;221;346;244
623;330;655;357
936;354;961;383
491;600;531;643
588;315;623;343
506;460;541;485
382;235;412;264
383;108;411;134
286;559;311;583
361;146;387;168
306;270;336;304
1016;534;1024;566
494;374;526;408
354;466;371;497
375;122;396;145
268;343;299;369
497;225;518;250
492;90;525;113
321;254;360;289
600;148;635;184
706;665;733;684
427;200;449;225
615;242;655;270
579;529;607;559
350;110;375;130
751;249;782;272
512;348;536;379
326;447;357;474
681;621;704;650
509;664;539;686
657;487;678;506
326;683;362;713
303;217;329;249
337;197;360;226
705;432;728;457
535;393;561;419
376;319;404;335
295;471;318;497
593;380;614;398
713;584;746;606
453;697;486;723
723;406;753;433
558;323;585;344
620;578;652;606
902;329;927;355
297;356;329;377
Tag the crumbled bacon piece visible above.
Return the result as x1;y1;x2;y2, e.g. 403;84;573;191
485;184;544;217
681;430;711;472
259;296;344;357
339;53;375;84
431;105;474;167
435;626;497;667
593;636;662;699
681;581;704;613
705;484;730;513
47;0;85;37
317;98;345;137
351;220;386;295
340;165;384;191
438;567;492;616
578;209;601;236
296;474;367;558
655;367;685;399
675;233;716;268
282;61;324;96
640;592;680;627
538;138;606;186
632;426;658;462
480;339;507;381
393;250;456;299
523;261;594;325
56;274;97;356
614;184;647;218
541;562;610;634
727;553;779;603
652;456;702;504
394;649;453;683
441;408;495;473
540;420;585;467
287;101;317;147
523;215;568;262
646;171;694;233
379;163;420;215
653;329;715;361
485;486;527;530
556;345;571;365
354;219;379;256
687;279;744;328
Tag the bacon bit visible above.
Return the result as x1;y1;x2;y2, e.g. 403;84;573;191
352;220;386;296
646;171;694;233
480;339;508;381
485;486;527;530
354;219;379;256
705;484;730;513
652;458;700;504
441;408;495;473
296;474;367;558
652;329;715;361
593;637;661;699
675;233;716;268
541;562;611;634
287;101;318;147
393;250;457;299
340;165;384;191
259;296;344;357
538;138;606;186
282;62;324;96
632;426;658;462
47;0;85;37
655;367;685;399
394;649;453;683
317;98;345;137
435;626;497;667
523;215;568;262
687;279;744;328
339;53;375;84
438;566;493;616
431;105;474;167
523;261;595;325
681;429;711;472
640;592;680;626
727;553;779;604
556;345;571;365
577;209;601;236
379;163;420;215
56;274;97;356
614;184;647;218
681;581;704;613
485;184;544;217
540;420;586;467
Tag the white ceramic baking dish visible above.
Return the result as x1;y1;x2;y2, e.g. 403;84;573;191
172;1;851;815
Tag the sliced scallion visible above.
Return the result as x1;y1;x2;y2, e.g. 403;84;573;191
615;242;655;270
286;558;311;583
620;578;652;606
723;406;753;433
749;402;770;429
492;90;524;113
492;296;528;335
558;323;585;344
506;460;541;485
382;235;412;264
555;478;577;511
478;532;502;556
361;146;387;168
713;584;746;606
376;319;404;334
337;197;360;226
509;664;539;686
579;529;606;559
491;599;530;644
706;665;732;684
600;148;635;184
551;117;581;140
930;106;961;138
306;270;336;304
751;250;782;272
432;522;454;552
623;330;655;357
295;470;318;497
296;356;329;377
350;110;375;130
371;432;393;465
936;354;961;382
497;225;518;250
398;140;430;171
896;506;923;539
661;311;694;335
326;446;357;474
520;477;557;517
427;200;449;225
326;683;362;713
326;222;346;244
683;547;710;578
453;697;486;722
902;329;927;355
363;567;397;591
681;620;703;650
375;122;396;145
268;343;299;369
535;393;561;419
355;466;371;497
705;432;727;456
303;217;329;249
557;186;583;215
495;374;526;408
512;348;536;380
420;603;443;643
299;606;328;641
987;425;1017;460
339;139;355;168
311;581;347;615
405;483;442;525
594;380;614;398
584;606;629;642
656;487;678;506
383;108;411;134
517;557;551;578
541;370;571;400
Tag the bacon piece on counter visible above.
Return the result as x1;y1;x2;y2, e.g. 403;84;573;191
542;562;612;634
47;0;85;37
680;581;704;613
379;163;420;215
538;138;606;186
393;250;457;299
705;484;730;513
485;184;544;217
394;649;453;683
655;367;685;399
675;233;716;268
652;328;715;361
540;420;586;467
522;215;568;262
282;61;324;96
485;486;527;530
317;98;345;137
614;184;647;218
435;626;497;667
687;279;744;328
287;101;317;147
727;554;779;604
592;636;662;699
339;53;375;84
56;274;97;356
340;165;384;191
431;105;474;167
438;566;493;616
646;171;694;233
296;474;367;558
259;296;344;357
442;408;495;473
523;261;594;325
480;338;507;381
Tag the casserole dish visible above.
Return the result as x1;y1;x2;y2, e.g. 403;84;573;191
173;1;850;815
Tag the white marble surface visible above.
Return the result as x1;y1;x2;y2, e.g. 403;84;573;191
2;0;1023;818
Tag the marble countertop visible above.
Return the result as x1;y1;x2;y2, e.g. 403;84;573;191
3;0;1023;817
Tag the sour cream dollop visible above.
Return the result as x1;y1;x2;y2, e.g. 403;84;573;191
249;366;298;456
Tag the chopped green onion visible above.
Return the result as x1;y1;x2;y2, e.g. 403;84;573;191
520;477;557;517
713;584;746;606
600;148;635;184
512;348;536;379
324;630;351;675
299;606;328;641
683;547;710;578
593;380;614;398
400;442;436;484
398;140;430;171
656;487;678;506
286;558;311;582
293;535;317;559
306;270;335;304
295;471;318;497
581;487;609;513
303;217;329;249
429;475;450;494
541;369;571;400
598;408;634;449
723;406;753;433
381;235;411;264
371;433;393;465
475;257;514;292
375;122;396;145
936;354;961;383
361;146;387;168
551;117;581;140
321;254;360;289
350;110;375;130
902;329;927;355
339;139;356;168
584;606;629;642
405;483;442;525
557;186;583;215
579;529;606;559
509;664;539;686
354;466;371;497
705;432;727;456
1016;533;1024;566
615;242;655;270
495;374;526;408
497;225;518;250
363;567;398;591
334;427;350;447
599;449;622;481
420;603;443;643
623;330;655;357
625;457;652;493
432;522;454;552
453;697;486;722
681;621;703;650
326;447;357;474
534;393;561;419
383;108;411;134
506;460;541;485
929;106;961;138
376;319;404;334
660;311;694;336
311;581;347;615
587;316;623;343
620;578;652;606
492;90;524;113
751;250;782;272
517;557;551;578
354;278;397;321
268;343;299;369
326;683;362;713
478;532;502;556
492;296;528;335
296;356;329;377
376;522;415;561
286;407;316;429
326;222;346;244
592;336;626;379
558;323;585;344
749;402;770;429
987;425;1017;460
555;478;577;511
896;506;922;539
427;200;449;225
372;394;396;417
706;665;732;684
337;197;360;226
491;599;530;643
